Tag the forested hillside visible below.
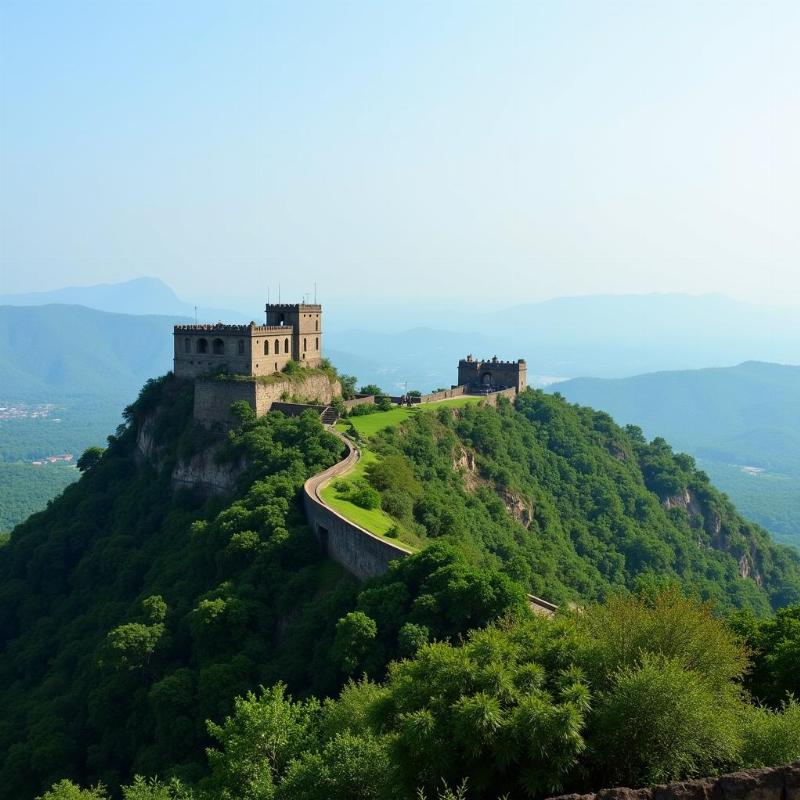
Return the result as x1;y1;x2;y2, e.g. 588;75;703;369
551;361;800;546
352;391;800;612
3;376;800;798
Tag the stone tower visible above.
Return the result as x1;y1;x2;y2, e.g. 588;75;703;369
173;303;323;379
265;303;323;367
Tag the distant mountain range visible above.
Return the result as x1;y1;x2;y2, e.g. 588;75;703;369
0;304;185;400
551;361;800;547
0;276;251;323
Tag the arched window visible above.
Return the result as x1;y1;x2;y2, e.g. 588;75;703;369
184;338;190;353
303;337;307;352
315;319;318;331
212;338;225;355
197;338;208;354
237;339;244;355
279;313;285;326
264;340;269;355
284;338;289;353
315;337;319;350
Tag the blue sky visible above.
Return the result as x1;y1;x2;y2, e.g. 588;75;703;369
0;1;797;308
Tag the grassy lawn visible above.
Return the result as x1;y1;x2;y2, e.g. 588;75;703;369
337;395;482;438
321;396;483;547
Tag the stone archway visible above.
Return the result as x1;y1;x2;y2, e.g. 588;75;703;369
481;372;493;387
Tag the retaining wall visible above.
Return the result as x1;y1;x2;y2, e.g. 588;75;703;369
548;762;800;800
419;385;467;403
194;373;340;426
343;394;376;410
303;432;413;580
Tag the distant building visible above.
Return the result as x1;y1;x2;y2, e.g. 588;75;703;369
173;303;323;379
457;355;527;393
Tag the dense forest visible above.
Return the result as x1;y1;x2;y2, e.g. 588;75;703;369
347;390;800;612
2;375;800;799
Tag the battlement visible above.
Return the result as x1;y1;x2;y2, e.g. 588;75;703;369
459;355;526;368
265;303;322;311
174;323;294;334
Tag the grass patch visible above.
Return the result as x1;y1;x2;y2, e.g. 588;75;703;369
322;396;484;546
340;396;482;438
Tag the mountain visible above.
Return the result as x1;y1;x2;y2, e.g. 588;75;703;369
0;277;251;323
2;375;799;796
0;303;186;400
550;362;800;546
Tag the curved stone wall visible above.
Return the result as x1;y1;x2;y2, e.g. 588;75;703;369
303;432;413;580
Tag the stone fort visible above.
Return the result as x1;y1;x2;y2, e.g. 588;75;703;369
457;354;527;393
173;302;527;423
173;303;323;379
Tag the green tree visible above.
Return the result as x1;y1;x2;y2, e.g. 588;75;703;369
204;684;319;800
332;612;378;674
77;446;105;473
36;781;108;800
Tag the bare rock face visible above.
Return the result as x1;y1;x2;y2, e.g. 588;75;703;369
171;445;245;496
453;446;481;492
663;489;703;517
499;488;534;529
661;489;763;586
547;761;800;800
135;410;244;496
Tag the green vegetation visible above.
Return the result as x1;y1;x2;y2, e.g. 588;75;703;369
329;390;800;612
39;590;800;800
0;377;528;798
552;361;800;547
322;397;482;547
0;463;78;530
6;374;800;798
213;361;339;387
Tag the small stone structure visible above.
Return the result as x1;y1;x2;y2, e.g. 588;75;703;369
547;762;800;800
458;354;527;393
173;302;323;379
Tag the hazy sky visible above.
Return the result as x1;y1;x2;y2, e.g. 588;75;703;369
0;1;797;307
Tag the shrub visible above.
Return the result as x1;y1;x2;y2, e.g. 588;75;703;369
351;486;381;510
741;699;800;768
590;654;742;786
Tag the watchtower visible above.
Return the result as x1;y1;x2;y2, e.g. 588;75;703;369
458;355;527;393
265;303;323;367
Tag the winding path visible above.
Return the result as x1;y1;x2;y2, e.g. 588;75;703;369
303;417;557;616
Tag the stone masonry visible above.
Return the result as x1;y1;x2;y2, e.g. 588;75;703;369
458;354;527;393
173;303;323;379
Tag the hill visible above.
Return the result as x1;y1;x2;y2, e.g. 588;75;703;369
0;304;187;401
2;375;800;797
0;277;249;323
550;362;800;547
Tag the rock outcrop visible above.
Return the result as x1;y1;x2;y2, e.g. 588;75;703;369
547;761;800;800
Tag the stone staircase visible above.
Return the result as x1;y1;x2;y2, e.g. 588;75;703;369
320;406;339;426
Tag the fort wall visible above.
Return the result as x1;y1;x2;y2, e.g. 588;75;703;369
193;373;340;426
303;433;413;580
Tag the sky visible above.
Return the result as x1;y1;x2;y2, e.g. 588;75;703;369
0;1;797;308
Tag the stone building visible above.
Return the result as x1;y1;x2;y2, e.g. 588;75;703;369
457;355;527;393
173;303;323;379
